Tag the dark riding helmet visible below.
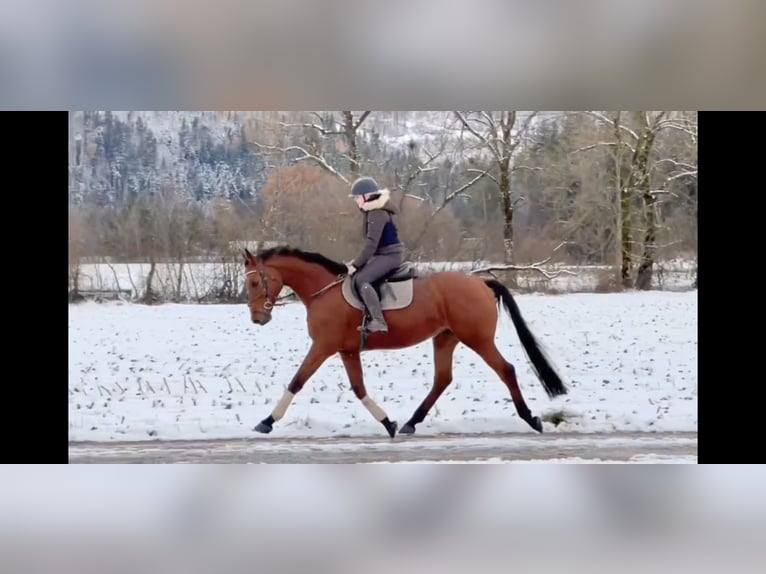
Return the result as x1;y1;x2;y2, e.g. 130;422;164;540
349;176;379;197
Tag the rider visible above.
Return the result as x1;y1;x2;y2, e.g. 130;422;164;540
346;176;405;333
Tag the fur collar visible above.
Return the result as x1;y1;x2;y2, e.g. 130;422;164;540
361;188;391;211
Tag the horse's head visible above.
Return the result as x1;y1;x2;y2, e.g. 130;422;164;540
243;248;284;325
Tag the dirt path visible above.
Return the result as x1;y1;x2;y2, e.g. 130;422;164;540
69;431;697;463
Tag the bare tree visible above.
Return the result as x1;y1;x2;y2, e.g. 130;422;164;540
400;116;489;254
341;111;370;180
573;111;637;287
121;196;163;303
648;111;698;288
579;111;697;289
156;188;207;301
453;111;539;266
392;138;446;209
612;112;630;287
632;112;666;289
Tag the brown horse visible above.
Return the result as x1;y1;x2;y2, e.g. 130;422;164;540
243;246;568;438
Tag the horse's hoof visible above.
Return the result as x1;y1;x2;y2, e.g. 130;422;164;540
382;418;398;438
531;416;543;434
399;423;416;435
254;422;273;434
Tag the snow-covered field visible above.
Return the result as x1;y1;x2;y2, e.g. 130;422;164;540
68;289;697;443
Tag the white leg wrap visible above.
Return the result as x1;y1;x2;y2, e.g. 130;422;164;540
361;395;388;422
271;390;295;421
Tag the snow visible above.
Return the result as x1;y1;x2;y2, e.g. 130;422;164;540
69;290;697;442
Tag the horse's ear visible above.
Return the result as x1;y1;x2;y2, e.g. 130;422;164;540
243;248;254;265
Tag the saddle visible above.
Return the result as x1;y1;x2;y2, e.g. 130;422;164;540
341;262;417;311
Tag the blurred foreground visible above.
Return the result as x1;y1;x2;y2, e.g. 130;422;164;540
2;0;764;107
1;464;763;573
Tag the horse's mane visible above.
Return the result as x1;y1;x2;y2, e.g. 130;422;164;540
256;245;348;276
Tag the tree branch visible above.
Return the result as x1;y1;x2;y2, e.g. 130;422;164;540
469;242;577;280
454;111;502;163
512;165;544;173
353;111;371;131
440;169;490;209
649;111;667;130
513;111;539;150
653;158;697;171
480;111;496;130
395;145;445;200
572;141;636;155
466;167;498;186
276;121;345;137
585;111;640;140
655;119;698;139
666;170;698;182
336;152;362;172
250;141;349;183
410;168;492;250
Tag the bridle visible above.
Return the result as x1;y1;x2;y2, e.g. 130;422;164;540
245;261;278;317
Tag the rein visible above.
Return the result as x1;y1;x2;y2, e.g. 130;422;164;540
310;275;346;298
246;266;347;307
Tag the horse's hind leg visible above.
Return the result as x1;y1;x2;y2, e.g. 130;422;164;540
400;330;459;435
464;340;543;433
339;351;398;438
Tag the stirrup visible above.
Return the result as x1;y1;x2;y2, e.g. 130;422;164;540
358;313;369;333
357;313;387;333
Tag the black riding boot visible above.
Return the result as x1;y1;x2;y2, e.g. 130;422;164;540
359;283;388;333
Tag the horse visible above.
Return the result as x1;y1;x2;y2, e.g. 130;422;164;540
242;245;568;438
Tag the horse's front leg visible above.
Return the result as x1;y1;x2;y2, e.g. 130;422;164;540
254;344;331;434
339;351;398;438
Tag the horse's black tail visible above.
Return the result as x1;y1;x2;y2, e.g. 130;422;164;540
484;279;568;398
